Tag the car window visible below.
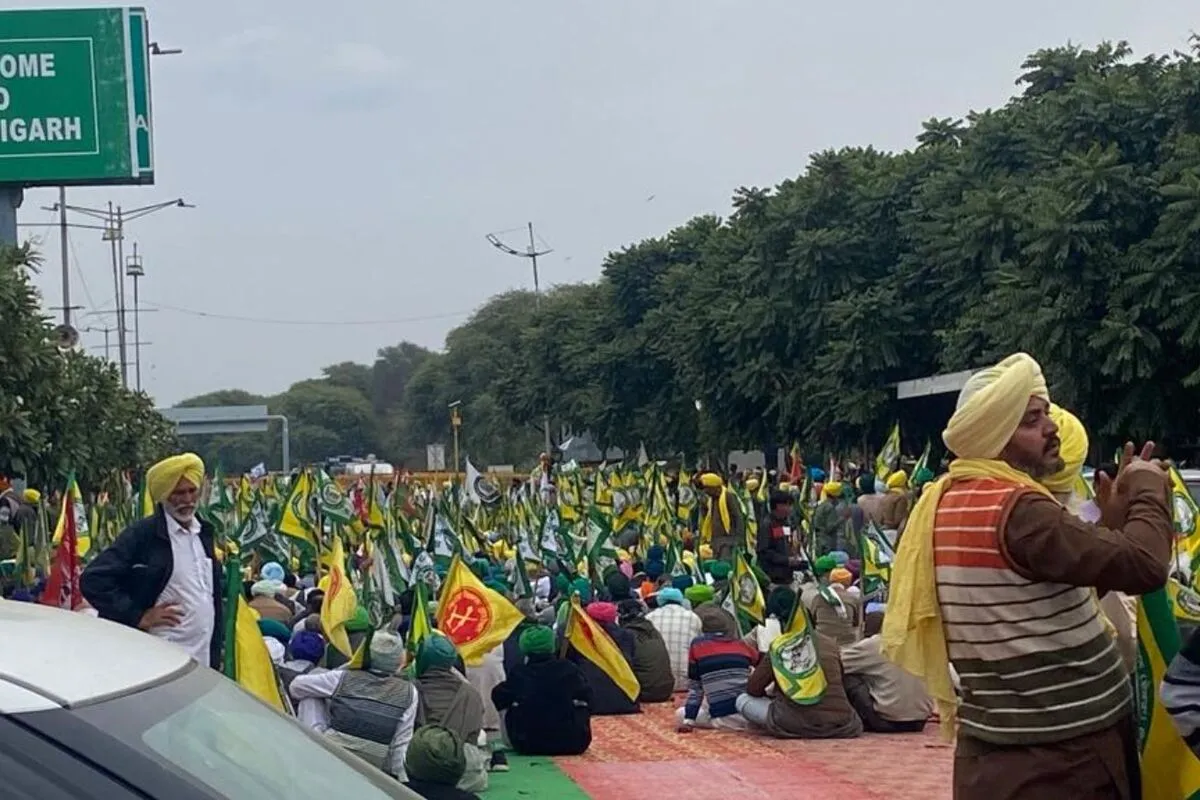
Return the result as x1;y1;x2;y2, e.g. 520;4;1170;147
70;665;418;800
0;717;145;800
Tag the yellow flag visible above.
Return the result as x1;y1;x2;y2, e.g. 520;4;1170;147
407;580;434;657
233;595;285;711
770;597;827;705
731;550;765;625
875;422;901;481
320;534;358;657
277;469;318;548
436;553;523;666
565;594;639;701
52;475;90;558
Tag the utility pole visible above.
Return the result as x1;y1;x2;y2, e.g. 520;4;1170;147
58;187;70;327
85;325;117;361
126;243;145;391
486;222;554;456
45;197;192;388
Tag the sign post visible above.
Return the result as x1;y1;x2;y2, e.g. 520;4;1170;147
0;7;154;244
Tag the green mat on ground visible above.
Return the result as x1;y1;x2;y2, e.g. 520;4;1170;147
483;754;590;799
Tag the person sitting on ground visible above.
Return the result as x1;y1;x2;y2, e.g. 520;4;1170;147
676;601;758;732
491;625;592;756
289;631;419;779
403;725;480;800
290;588;324;633
736;587;863;740
806;559;862;647
617;598;675;702
413;634;489;794
248;578;293;623
278;629;327;694
565;601;640;715
840;611;932;733
257;618;292;665
645;587;702;692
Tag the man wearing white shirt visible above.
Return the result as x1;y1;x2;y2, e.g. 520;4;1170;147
290;631;419;780
81;453;224;668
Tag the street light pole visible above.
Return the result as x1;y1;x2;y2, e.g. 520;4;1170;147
486;222;554;456
58;187;70;327
125;243;145;391
46;197;192;388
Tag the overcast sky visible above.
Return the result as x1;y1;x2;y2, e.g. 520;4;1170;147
15;0;1199;407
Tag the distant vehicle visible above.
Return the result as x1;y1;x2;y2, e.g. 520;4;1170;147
0;601;418;800
343;460;395;477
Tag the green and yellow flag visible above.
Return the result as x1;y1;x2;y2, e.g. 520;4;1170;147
875;422;900;481
770;597;826;706
731;549;765;626
277;469;318;548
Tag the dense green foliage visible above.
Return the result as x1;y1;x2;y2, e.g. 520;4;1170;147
0;246;177;489
183;40;1200;469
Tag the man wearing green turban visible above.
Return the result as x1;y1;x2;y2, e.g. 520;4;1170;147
404;725;471;796
492;624;593;756
684;584;715;607
413;634;488;793
80;452;225;668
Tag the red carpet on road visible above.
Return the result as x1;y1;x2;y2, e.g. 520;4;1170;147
554;701;953;799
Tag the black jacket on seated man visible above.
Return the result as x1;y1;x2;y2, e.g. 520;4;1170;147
80;506;225;669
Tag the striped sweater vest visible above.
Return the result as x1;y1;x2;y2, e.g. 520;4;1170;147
933;478;1130;746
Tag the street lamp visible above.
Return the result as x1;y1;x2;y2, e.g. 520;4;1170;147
45;198;193;387
125;243;145;391
449;401;463;485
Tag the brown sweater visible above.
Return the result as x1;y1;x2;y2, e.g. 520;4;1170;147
746;631;862;739
952;468;1170;800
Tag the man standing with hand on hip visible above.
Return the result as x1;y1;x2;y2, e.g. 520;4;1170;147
82;453;225;668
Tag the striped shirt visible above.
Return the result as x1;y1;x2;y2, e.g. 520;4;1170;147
684;633;757;721
934;479;1129;745
646;603;702;691
1162;626;1200;755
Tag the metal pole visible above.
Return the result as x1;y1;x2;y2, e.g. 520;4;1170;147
107;203;128;387
103;327;111;361
266;414;290;473
59;186;70;327
133;274;142;391
0;186;22;246
116;206;129;387
529;222;552;455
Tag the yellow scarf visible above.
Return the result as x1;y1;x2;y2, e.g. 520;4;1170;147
880;458;1053;740
700;489;732;543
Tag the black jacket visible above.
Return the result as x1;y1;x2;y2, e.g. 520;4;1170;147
757;512;793;585
80;506;225;669
492;654;592;756
565;621;641;716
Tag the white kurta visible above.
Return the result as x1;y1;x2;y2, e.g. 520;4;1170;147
149;514;215;665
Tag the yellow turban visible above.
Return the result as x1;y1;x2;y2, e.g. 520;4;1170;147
886;470;908;491
779;482;793;492
943;353;1049;460
22;488;41;504
745;476;760;491
146;453;205;503
699;543;713;560
1043;404;1088;495
822;481;843;499
699;472;724;489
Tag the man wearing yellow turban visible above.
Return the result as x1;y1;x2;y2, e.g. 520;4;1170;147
81;452;225;668
811;481;848;556
882;353;1172;799
698;472;743;563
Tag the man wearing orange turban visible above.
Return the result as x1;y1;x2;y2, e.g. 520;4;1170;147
82;453;225;667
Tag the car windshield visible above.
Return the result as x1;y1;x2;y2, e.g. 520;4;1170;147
70;665;417;800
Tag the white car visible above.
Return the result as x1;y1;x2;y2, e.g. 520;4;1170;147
0;601;419;800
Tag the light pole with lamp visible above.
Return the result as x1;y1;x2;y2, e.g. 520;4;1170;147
449;401;463;486
125;243;145;391
44;198;193;387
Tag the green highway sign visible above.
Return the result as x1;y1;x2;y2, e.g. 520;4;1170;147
0;7;154;186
